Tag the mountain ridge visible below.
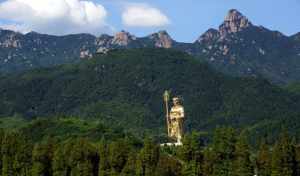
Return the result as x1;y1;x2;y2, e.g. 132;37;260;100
0;9;299;84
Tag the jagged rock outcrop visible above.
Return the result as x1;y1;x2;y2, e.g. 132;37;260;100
196;28;220;44
111;31;136;46
196;9;252;44
96;47;109;54
95;34;113;46
149;30;173;48
219;9;252;37
292;32;300;41
80;50;92;59
0;30;22;48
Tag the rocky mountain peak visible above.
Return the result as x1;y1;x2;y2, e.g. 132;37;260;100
196;28;220;43
111;30;136;46
0;30;22;48
292;32;300;41
149;30;173;48
95;34;113;46
219;9;252;37
25;31;40;36
157;30;169;35
224;9;244;21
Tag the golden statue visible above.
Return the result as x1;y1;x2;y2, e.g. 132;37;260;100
163;91;185;145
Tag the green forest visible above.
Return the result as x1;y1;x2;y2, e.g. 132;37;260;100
0;122;299;176
0;49;300;141
1;48;300;175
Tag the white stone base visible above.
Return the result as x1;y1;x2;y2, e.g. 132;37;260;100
160;142;182;146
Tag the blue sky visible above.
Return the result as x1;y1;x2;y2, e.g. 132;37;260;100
0;0;299;42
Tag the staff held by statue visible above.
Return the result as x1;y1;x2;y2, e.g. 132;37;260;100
163;90;171;136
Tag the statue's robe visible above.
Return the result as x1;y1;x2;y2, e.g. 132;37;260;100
169;105;184;143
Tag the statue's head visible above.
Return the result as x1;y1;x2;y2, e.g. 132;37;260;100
172;97;180;105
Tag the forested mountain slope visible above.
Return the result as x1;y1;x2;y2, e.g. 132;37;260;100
0;48;300;140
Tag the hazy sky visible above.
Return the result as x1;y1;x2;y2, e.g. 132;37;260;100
0;0;299;42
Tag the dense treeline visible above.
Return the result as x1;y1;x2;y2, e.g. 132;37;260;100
0;117;140;143
0;127;299;176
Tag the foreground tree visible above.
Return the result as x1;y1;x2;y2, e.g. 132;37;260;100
52;146;68;176
211;127;236;176
136;138;160;176
98;140;111;176
2;131;32;176
256;139;271;176
68;138;97;176
109;139;131;175
120;152;137;176
180;132;204;176
31;138;56;176
202;147;214;176
233;133;254;176
271;132;297;176
295;145;300;176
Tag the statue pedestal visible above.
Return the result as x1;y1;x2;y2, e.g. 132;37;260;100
160;142;182;147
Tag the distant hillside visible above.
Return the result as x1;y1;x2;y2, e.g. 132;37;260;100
0;48;300;141
0;9;300;84
0;117;134;143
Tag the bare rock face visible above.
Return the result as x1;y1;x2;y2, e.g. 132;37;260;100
196;28;220;43
219;9;252;37
111;31;136;46
292;32;300;41
196;9;252;44
96;47;109;54
149;30;173;48
95;34;113;47
0;33;22;48
80;49;92;59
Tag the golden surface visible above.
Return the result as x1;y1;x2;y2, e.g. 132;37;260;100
168;97;185;144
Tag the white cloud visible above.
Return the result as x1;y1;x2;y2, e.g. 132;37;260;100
122;3;170;27
0;0;114;35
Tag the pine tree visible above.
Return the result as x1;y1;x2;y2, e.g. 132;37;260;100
180;131;203;162
0;129;5;174
68;138;95;176
121;153;137;176
2;131;32;176
180;132;204;176
136;137;160;176
232;133;254;176
52;145;68;176
271;131;297;176
211;127;236;176
202;147;214;176
109;139;131;174
70;160;93;176
256;139;271;176
295;145;300;176
98;140;111;176
181;160;202;176
31;137;57;176
155;154;183;176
